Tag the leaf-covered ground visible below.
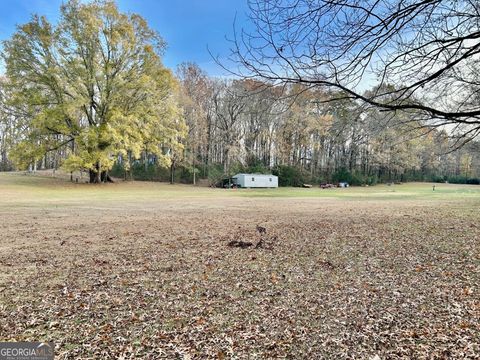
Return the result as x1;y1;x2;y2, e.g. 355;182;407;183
0;176;479;358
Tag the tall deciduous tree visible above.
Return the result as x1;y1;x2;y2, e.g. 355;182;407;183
212;80;248;174
2;0;185;183
177;62;213;184
230;0;480;144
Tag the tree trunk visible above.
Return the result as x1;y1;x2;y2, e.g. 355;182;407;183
223;147;230;175
89;169;114;183
89;161;114;183
89;169;96;183
192;147;196;185
170;160;175;184
95;169;101;183
101;170;114;183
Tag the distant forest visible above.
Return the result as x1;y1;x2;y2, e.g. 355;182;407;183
2;64;480;186
0;1;479;186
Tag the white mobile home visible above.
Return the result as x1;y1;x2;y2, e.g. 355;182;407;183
232;174;278;188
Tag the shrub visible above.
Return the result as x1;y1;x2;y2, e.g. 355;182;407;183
243;156;269;174
431;175;447;183
332;168;366;186
466;178;480;185
206;164;225;186
272;165;308;187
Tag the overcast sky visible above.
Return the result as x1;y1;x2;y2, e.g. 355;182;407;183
0;0;251;76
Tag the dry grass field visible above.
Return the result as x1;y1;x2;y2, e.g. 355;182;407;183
0;172;479;359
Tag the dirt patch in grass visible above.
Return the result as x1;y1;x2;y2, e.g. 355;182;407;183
0;180;479;358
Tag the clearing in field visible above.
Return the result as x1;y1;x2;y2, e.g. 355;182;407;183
0;173;479;358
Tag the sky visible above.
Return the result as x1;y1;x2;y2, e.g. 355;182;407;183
0;0;251;76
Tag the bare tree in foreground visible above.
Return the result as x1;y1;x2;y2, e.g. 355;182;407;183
228;0;480;143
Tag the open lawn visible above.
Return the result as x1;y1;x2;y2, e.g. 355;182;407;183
0;172;479;358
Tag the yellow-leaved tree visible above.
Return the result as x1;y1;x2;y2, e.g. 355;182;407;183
3;0;186;182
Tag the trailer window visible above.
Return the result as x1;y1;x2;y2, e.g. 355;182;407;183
269;178;272;182
252;177;255;181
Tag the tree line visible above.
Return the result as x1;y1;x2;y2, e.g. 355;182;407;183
1;0;479;186
170;67;480;186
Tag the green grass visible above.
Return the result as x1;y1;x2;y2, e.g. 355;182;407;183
234;182;480;200
0;172;479;208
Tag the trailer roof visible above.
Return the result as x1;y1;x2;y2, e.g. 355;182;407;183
232;173;277;177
